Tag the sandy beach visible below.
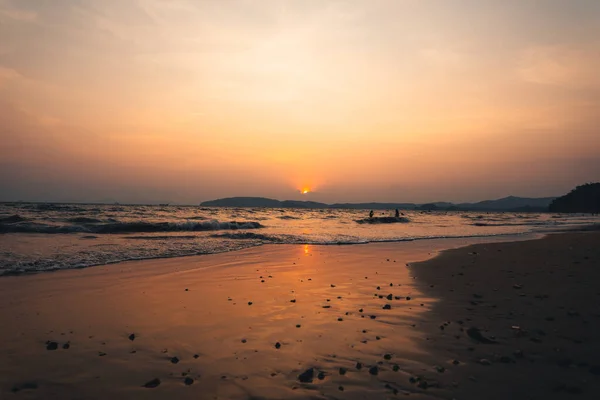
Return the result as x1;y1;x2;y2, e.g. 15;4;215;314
1;232;598;399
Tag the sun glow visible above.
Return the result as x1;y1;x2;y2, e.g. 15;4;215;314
301;188;310;194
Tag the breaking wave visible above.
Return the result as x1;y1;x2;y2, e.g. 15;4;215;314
0;220;265;234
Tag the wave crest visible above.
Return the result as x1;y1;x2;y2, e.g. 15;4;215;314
0;220;264;234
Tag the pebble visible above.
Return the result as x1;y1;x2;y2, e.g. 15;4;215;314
143;378;161;388
128;333;135;341
339;367;347;375
368;366;379;375
382;304;391;310
275;342;281;349
184;377;194;385
479;359;492;366
298;368;314;383
170;357;179;364
46;341;58;351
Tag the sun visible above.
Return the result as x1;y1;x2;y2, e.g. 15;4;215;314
301;188;310;195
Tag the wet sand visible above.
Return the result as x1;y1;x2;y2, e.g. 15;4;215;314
410;231;600;399
0;233;597;399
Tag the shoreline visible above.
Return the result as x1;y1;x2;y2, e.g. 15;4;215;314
0;230;547;277
1;232;598;399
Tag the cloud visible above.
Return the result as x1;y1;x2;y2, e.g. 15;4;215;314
0;66;22;88
518;45;600;88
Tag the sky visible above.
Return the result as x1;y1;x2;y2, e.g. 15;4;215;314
1;0;599;204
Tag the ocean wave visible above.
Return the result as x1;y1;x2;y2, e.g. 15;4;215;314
66;217;103;223
0;214;27;223
0;220;265;234
355;217;410;224
211;232;282;241
278;215;301;220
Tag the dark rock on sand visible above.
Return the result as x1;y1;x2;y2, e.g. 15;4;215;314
184;377;194;385
193;354;199;359
143;378;161;388
356;362;363;370
128;333;136;341
382;304;392;310
317;371;325;380
466;327;497;344
339;367;347;375
275;342;281;349
62;342;70;349
386;294;393;300
46;341;58;350
170;356;180;364
369;366;379;375
298;368;315;383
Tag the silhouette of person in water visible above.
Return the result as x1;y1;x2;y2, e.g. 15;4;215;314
369;210;374;219
395;209;400;218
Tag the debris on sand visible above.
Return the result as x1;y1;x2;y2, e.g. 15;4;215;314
466;327;497;344
128;333;135;341
46;341;58;350
298;368;315;383
143;378;161;388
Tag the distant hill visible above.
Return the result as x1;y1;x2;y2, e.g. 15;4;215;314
456;196;556;212
200;196;557;211
200;197;282;208
549;183;600;213
330;202;418;210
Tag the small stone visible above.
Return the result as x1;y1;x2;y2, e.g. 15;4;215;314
98;352;107;356
338;385;344;391
46;341;58;351
290;299;296;303
298;368;314;383
337;317;343;321
275;342;281;349
171;356;180;364
452;359;460;365
317;371;325;380
382;304;391;310
393;364;400;371
331;284;336;288
384;353;392;360
193;354;199;359
296;324;301;328
339;367;347;375
356;362;363;370
386;294;393;300
376;286;381;290
479;358;492;366
370;315;376;319
241;339;247;343
62;343;70;350
143;378;161;388
435;366;446;373
248;301;253;305
128;333;135;341
406;296;411;300
184;377;194;385
368;366;379;375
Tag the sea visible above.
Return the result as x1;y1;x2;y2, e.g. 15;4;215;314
1;202;598;275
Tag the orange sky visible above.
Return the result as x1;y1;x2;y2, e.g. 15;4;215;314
1;0;599;204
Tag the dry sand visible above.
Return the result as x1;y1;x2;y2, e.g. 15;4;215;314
0;232;598;399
